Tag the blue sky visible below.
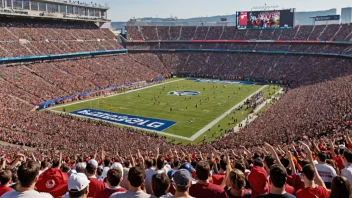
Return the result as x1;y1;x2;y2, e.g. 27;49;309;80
101;0;351;21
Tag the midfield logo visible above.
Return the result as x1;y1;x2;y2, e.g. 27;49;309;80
168;90;200;96
70;108;176;131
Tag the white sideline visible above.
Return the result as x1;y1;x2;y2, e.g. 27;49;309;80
46;79;184;110
187;85;268;141
231;88;283;133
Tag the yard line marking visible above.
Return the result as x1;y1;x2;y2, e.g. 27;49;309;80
188;85;268;141
232;88;283;133
46;79;184;110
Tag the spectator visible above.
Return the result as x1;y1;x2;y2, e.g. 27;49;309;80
86;159;105;197
151;173;172;198
61;164;70;175
257;164;295;198
329;176;352;198
39;161;49;175
145;158;156;194
223;169;251;198
189;161;228;198
0;170;13;196
170;169;194;198
110;166;153;198
212;157;227;185
93;168;126;198
248;159;268;198
342;149;352;183
295;164;329;198
62;173;90;198
36;158;68;198
1;160;53;198
315;152;337;188
120;160;131;190
101;157;111;180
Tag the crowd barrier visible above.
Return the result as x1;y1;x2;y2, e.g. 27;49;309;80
128;49;352;58
0;49;128;64
38;76;164;110
123;38;352;45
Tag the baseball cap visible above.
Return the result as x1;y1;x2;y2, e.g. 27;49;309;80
179;162;194;174
248;166;268;194
35;166;68;197
76;162;86;170
88;159;98;169
167;170;176;179
173;169;192;187
339;144;346;150
110;162;124;177
68;173;90;191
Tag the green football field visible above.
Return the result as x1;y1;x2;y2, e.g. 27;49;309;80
51;79;273;144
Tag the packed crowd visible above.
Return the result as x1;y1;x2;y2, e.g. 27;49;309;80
129;42;352;55
126;24;352;41
0;54;165;104
154;52;352;88
0;132;352;198
0;18;121;58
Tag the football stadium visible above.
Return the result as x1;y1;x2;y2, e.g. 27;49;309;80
0;0;351;197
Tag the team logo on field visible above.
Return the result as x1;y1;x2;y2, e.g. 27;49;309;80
70;108;177;132
168;91;200;96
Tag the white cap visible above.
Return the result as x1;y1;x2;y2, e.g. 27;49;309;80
339;144;346;150
110;163;124;177
76;162;86;171
68;173;90;191
88;159;98;169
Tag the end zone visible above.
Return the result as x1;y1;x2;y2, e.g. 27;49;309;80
71;108;177;132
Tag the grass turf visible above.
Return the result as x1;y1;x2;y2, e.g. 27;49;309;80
52;79;265;143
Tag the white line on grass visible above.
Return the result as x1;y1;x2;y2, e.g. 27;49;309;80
188;85;268;141
232;88;283;133
46;79;184;110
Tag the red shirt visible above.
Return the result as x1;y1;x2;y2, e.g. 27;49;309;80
190;183;229;198
285;183;295;195
333;156;345;170
348;144;352;150
296;186;329;198
0;184;13;196
93;187;126;198
88;177;105;197
287;174;305;191
267;183;295;195
212;173;226;185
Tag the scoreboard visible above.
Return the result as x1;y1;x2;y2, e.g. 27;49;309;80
236;9;294;30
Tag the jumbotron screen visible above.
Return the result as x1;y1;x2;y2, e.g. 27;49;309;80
236;9;294;30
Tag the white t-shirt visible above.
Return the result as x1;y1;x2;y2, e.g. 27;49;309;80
1;190;53;198
102;166;110;179
120;168;130;190
145;168;156;194
110;190;154;198
342;165;352;183
61;192;69;198
315;163;337;183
